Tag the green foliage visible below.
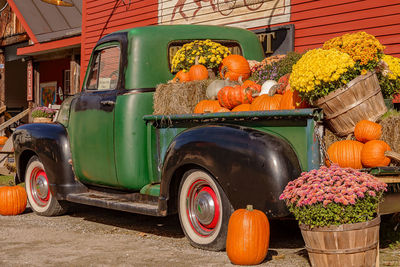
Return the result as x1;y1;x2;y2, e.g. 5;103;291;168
378;72;400;98
288;194;382;227
380;109;400;120
275;51;304;81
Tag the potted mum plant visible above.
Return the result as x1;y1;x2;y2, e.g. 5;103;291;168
290;31;387;136
31;106;56;123
280;164;387;267
171;39;231;73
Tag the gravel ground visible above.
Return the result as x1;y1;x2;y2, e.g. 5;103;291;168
0;203;399;267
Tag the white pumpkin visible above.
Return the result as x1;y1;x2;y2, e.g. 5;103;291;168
260;80;278;96
206;78;238;100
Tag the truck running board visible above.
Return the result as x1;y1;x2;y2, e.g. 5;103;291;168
66;191;165;216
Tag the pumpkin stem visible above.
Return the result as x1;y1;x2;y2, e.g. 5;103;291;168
384;151;400;162
246;204;254;211
268;84;278;96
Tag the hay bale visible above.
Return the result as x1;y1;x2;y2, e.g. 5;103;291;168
379;111;400;153
153;80;213;115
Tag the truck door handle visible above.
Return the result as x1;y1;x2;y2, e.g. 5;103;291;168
100;100;115;106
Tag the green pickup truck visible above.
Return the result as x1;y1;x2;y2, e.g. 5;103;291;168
12;25;398;251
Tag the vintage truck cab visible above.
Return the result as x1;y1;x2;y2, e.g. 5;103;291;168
13;25;325;251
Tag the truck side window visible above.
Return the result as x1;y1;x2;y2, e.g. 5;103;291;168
86;46;121;90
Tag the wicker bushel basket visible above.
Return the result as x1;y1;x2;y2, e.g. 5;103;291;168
315;72;387;136
300;216;380;267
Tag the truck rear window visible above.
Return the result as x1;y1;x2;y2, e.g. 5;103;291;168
168;40;242;72
86;46;121;90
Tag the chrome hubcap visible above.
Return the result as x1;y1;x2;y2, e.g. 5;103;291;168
30;168;50;207
187;179;220;237
194;190;215;225
35;174;49;200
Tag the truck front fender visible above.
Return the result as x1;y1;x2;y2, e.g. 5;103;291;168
12;123;86;199
160;124;301;218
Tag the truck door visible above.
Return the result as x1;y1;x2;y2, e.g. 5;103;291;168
68;44;121;187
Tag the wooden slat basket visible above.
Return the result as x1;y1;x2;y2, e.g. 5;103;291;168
300;216;380;267
315;72;387;137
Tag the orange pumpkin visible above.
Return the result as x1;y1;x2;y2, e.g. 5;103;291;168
326;140;364;169
220;55;250;81
226;205;270;265
280;89;308;110
218;85;254;110
193;100;222;113
361;140;391;167
0;185;27;216
354;120;382;143
172;70;191;82
215;107;230;112
251;94;283;111
189;64;208;81
232;104;251;112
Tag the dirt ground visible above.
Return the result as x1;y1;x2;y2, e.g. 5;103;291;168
0;203;399;267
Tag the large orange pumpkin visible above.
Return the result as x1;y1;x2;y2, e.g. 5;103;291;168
327;140;364;169
193;100;222;113
354;120;382;143
220;55;250;81
280;89;305;110
189;64;209;81
361;140;391;167
226;205;270;265
218;85;254;110
232;103;251;112
172;70;191;82
251;94;282;111
0;185;27;216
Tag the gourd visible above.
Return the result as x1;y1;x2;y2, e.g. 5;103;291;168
172;70;191;83
251;94;282;111
276;73;290;94
354;120;382;143
0;185;27;216
280;89;306;110
220;55;250;81
326;140;364;169
241;80;261;94
226;205;270;265
361;140;392;167
193;100;222;113
189;64;209;81
260;80;278;96
206;78;237;100
232;104;251;112
218;85;254;110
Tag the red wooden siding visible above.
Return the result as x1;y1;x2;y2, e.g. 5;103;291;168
81;0;158;86
81;0;400;86
289;0;400;57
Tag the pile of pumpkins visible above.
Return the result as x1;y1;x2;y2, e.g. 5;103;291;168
327;120;400;169
173;54;308;114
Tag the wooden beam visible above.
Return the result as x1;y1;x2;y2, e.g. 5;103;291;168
0;108;29;132
376;176;400;184
0;33;29;46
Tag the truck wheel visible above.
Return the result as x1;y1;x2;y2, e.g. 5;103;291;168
25;156;67;216
178;169;233;251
